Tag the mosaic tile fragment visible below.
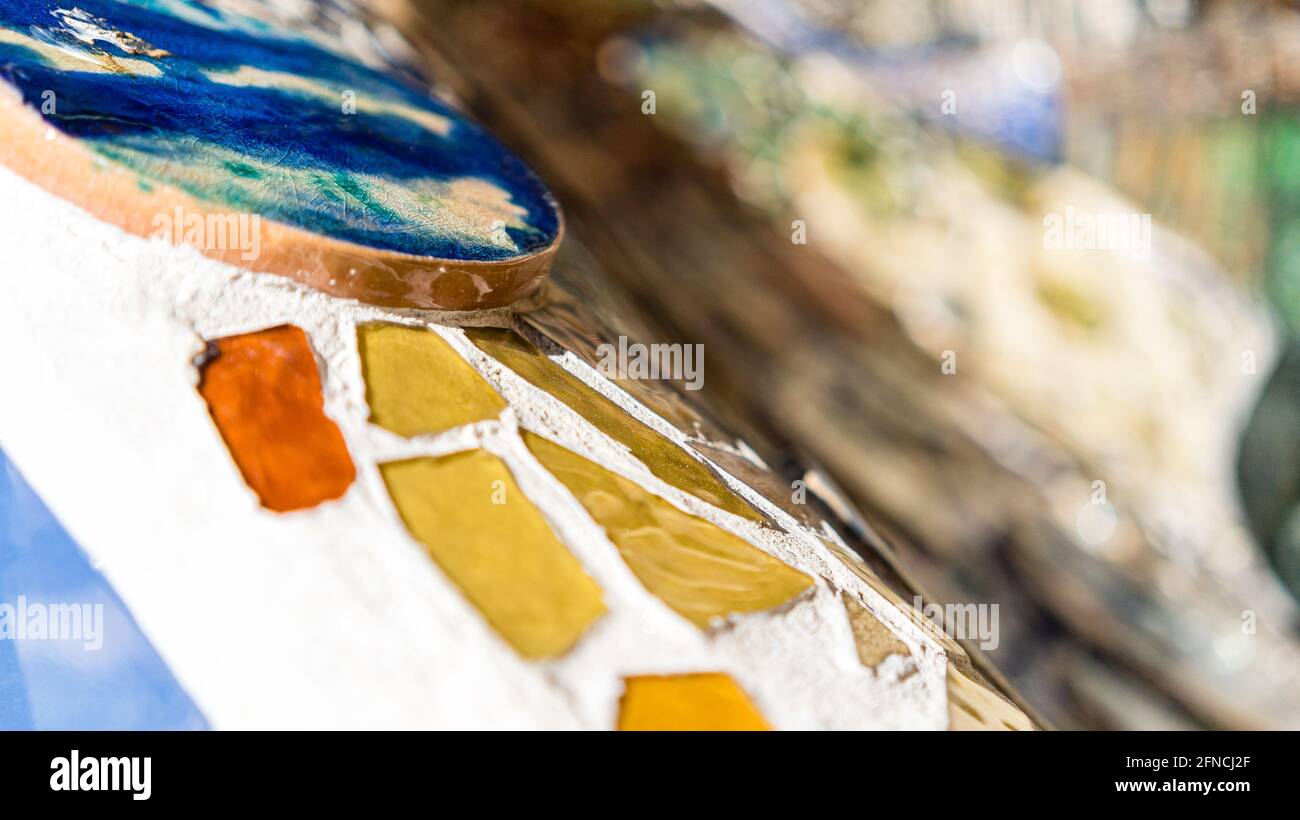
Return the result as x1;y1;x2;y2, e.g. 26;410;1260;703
618;673;770;731
692;441;818;529
824;540;964;653
198;325;355;512
466;327;763;522
842;594;912;670
519;286;728;440
380;449;605;659
824;539;1036;729
523;432;811;628
358;323;507;437
947;665;1035;731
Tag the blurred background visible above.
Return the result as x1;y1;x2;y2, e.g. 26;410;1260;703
388;0;1300;728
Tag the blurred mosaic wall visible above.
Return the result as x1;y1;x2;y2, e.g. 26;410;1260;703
393;0;1300;728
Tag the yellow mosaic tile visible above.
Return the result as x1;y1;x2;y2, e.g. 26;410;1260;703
466;327;763;523
618;673;771;731
523;432;812;628
359;323;507;437
380;449;605;659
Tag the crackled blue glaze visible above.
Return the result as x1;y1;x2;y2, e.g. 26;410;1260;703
0;0;559;261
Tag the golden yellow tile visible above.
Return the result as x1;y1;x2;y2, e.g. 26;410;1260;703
466;327;763;522
380;449;605;659
618;673;771;731
359;323;507;437
523;432;812;628
843;594;911;670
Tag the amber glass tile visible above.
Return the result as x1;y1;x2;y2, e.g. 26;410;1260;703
358;323;507;437
523;432;812;628
618;673;771;731
380;449;605;659
198;325;355;512
466;327;763;522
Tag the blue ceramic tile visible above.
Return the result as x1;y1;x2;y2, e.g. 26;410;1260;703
0;0;560;261
0;447;207;730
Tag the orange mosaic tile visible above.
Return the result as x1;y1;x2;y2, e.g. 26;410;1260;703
618;673;771;731
198;325;355;512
